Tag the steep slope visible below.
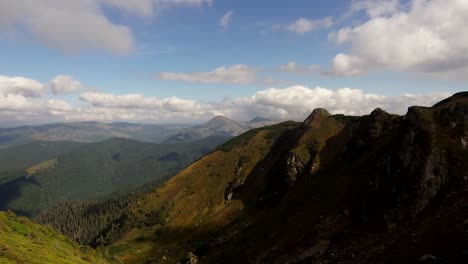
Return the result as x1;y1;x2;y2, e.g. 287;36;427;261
0;211;112;264
0;141;83;176
0;136;228;216
109;121;300;263
107;92;468;263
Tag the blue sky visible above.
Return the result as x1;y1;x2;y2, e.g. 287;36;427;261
0;0;466;126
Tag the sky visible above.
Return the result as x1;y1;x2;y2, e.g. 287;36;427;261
0;0;467;126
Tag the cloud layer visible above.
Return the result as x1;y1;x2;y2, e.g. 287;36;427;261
158;64;258;84
0;74;451;126
330;0;468;77
0;0;212;54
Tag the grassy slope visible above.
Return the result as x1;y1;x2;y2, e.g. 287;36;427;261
108;121;300;263
0;211;112;264
0;136;228;216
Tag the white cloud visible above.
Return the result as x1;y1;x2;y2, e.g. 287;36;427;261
0;74;452;126
77;91;219;122
276;17;333;35
0;75;46;97
0;94;42;112
158;64;258;84
0;0;212;54
49;75;84;95
0;0;134;54
73;86;449;123
330;0;468;77
100;0;213;17
220;10;234;29
227;86;450;120
330;54;370;77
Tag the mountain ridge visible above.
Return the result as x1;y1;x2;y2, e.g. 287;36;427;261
104;92;468;263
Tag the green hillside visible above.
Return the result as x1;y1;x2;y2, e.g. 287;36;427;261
0;136;228;216
0;211;112;264
0;141;83;175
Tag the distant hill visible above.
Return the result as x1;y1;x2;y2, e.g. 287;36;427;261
163;115;274;143
248;116;271;124
0;136;229;216
0;121;192;147
0;141;83;175
0;211;112;264
0;118;280;147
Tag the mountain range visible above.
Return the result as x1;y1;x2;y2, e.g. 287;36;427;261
1;92;467;264
0;116;274;147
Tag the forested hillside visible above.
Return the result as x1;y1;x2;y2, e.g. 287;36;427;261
0;141;83;175
0;136;228;216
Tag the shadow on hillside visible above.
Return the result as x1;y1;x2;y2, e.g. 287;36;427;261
0;175;42;217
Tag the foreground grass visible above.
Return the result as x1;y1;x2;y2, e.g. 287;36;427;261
0;211;113;264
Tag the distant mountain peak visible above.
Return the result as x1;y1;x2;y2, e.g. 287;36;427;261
248;116;271;123
209;115;231;121
205;115;238;126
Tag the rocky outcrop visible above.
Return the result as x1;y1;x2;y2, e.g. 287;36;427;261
286;152;305;185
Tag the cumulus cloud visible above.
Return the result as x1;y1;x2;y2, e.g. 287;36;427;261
0;0;212;54
0;75;46;97
70;87;450;123
0;0;134;54
49;75;84;95
220;10;234;29
219;86;450;121
276;17;333;35
0;74;452;126
100;0;213;17
330;0;468;77
158;64;258;84
80;92;207;112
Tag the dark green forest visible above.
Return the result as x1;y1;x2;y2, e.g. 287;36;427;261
0;136;229;216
